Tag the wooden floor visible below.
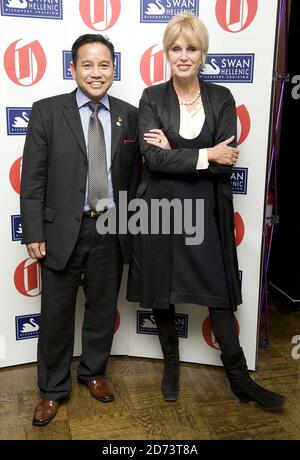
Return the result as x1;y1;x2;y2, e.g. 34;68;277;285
0;301;299;440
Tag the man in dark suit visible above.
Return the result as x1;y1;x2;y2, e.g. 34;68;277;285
20;34;140;426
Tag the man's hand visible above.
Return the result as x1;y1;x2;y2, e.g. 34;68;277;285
27;242;46;259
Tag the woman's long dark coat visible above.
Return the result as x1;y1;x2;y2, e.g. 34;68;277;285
127;78;242;311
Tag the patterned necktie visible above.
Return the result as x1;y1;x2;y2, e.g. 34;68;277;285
87;101;108;209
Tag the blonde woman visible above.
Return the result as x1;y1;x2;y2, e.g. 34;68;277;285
128;14;285;411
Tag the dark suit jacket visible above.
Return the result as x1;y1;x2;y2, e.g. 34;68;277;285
20;90;140;270
127;78;242;310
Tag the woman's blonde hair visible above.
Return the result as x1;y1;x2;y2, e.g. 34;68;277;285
163;13;209;67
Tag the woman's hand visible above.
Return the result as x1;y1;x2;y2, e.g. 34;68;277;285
208;135;239;166
143;129;171;149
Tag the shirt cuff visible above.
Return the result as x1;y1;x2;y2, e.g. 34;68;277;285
196;149;209;170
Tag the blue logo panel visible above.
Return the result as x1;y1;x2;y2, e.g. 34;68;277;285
201;54;254;83
62;50;72;80
16;314;40;340
63;51;121;81
231;167;248;195
114;52;121;81
1;0;63;19
140;0;199;23
137;310;188;338
6;107;31;135
11;215;23;241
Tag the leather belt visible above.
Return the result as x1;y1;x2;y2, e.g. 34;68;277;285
83;207;108;218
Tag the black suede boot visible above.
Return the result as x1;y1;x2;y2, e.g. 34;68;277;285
221;348;286;410
158;335;180;402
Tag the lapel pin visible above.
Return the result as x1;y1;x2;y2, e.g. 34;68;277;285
116;116;122;127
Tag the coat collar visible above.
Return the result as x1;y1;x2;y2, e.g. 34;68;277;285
108;95;123;164
63;89;87;157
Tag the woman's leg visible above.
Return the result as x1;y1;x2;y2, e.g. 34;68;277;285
209;308;286;410
152;305;180;402
209;308;240;356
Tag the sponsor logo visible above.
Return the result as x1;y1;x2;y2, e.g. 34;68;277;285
237;104;251;146
137;310;188;338
140;44;170;86
79;0;120;31
231;167;248;195
1;0;63;19
114;52;121;81
62;51;72;79
140;0;199;23
15;314;40;340
11;215;23;241
201;54;254;83
6;107;31;135
14;258;41;297
234;212;245;247
9;157;22;194
202;315;240;349
63;50;121;81
215;0;258;33
4;39;46;86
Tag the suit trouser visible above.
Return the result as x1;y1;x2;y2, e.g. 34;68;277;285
37;215;123;400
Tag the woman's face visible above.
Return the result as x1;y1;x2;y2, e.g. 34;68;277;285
167;35;202;80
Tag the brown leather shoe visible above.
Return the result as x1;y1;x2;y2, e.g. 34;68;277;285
32;399;59;426
86;379;115;402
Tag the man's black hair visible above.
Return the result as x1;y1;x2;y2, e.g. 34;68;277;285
71;34;115;65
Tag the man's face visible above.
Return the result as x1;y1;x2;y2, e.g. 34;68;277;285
70;42;114;101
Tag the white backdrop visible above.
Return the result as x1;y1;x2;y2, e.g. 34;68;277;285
0;0;279;370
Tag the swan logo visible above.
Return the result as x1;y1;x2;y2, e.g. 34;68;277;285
16;314;40;340
14;258;42;297
63;50;121;81
215;0;258;33
4;39;46;86
79;0;120;31
236;104;251;146
11;215;23;241
201;54;254;83
137;310;188;337
140;44;170;87
234;212;245;247
1;0;63;19
9;156;22;195
6;107;31;135
231;167;248;195
202;315;240;350
140;0;199;23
